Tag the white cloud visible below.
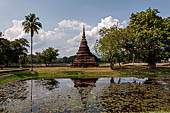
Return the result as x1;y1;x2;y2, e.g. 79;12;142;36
4;20;27;40
3;16;128;57
58;19;92;30
66;16;127;55
4;19;65;55
98;16;119;29
33;28;65;50
121;20;127;26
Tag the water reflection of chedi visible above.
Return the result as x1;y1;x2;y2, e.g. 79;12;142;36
72;78;98;105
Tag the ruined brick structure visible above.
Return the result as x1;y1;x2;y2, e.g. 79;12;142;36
71;26;98;67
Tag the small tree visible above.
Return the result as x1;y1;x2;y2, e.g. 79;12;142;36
42;47;59;66
94;26;126;69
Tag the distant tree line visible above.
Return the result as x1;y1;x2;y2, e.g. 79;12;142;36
56;56;74;64
0;34;59;67
95;8;170;69
33;47;59;66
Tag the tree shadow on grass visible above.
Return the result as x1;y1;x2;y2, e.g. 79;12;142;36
64;71;85;75
115;65;170;75
14;71;39;78
0;72;39;85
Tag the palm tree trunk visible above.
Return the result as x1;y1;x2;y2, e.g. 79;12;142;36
31;80;33;112
31;36;33;71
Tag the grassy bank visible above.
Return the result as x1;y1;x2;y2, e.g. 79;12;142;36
0;68;28;72
0;63;170;85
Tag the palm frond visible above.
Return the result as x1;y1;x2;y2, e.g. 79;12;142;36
22;13;42;36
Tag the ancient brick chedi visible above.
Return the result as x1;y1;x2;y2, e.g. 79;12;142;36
71;26;98;67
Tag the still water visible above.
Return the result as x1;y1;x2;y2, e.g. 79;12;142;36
0;76;170;112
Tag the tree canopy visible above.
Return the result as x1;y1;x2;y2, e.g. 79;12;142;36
95;8;170;69
0;38;29;66
95;26;127;69
128;8;170;68
42;47;59;66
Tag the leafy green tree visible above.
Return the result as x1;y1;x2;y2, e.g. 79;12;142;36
0;38;29;66
128;8;170;68
62;56;69;63
119;28;141;63
0;38;10;65
22;13;42;71
42;47;59;66
10;38;29;64
94;26;126;69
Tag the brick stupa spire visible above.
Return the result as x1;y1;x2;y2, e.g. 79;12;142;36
71;25;98;67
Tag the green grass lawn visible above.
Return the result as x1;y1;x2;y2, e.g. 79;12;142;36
0;68;27;72
0;63;170;85
33;63;170;77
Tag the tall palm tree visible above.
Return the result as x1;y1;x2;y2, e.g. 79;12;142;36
22;13;42;71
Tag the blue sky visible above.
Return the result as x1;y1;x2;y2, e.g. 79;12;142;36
0;0;170;56
1;0;170;30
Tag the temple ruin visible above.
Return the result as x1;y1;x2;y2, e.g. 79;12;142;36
71;25;99;67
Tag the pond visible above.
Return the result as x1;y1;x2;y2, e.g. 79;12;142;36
0;76;170;112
